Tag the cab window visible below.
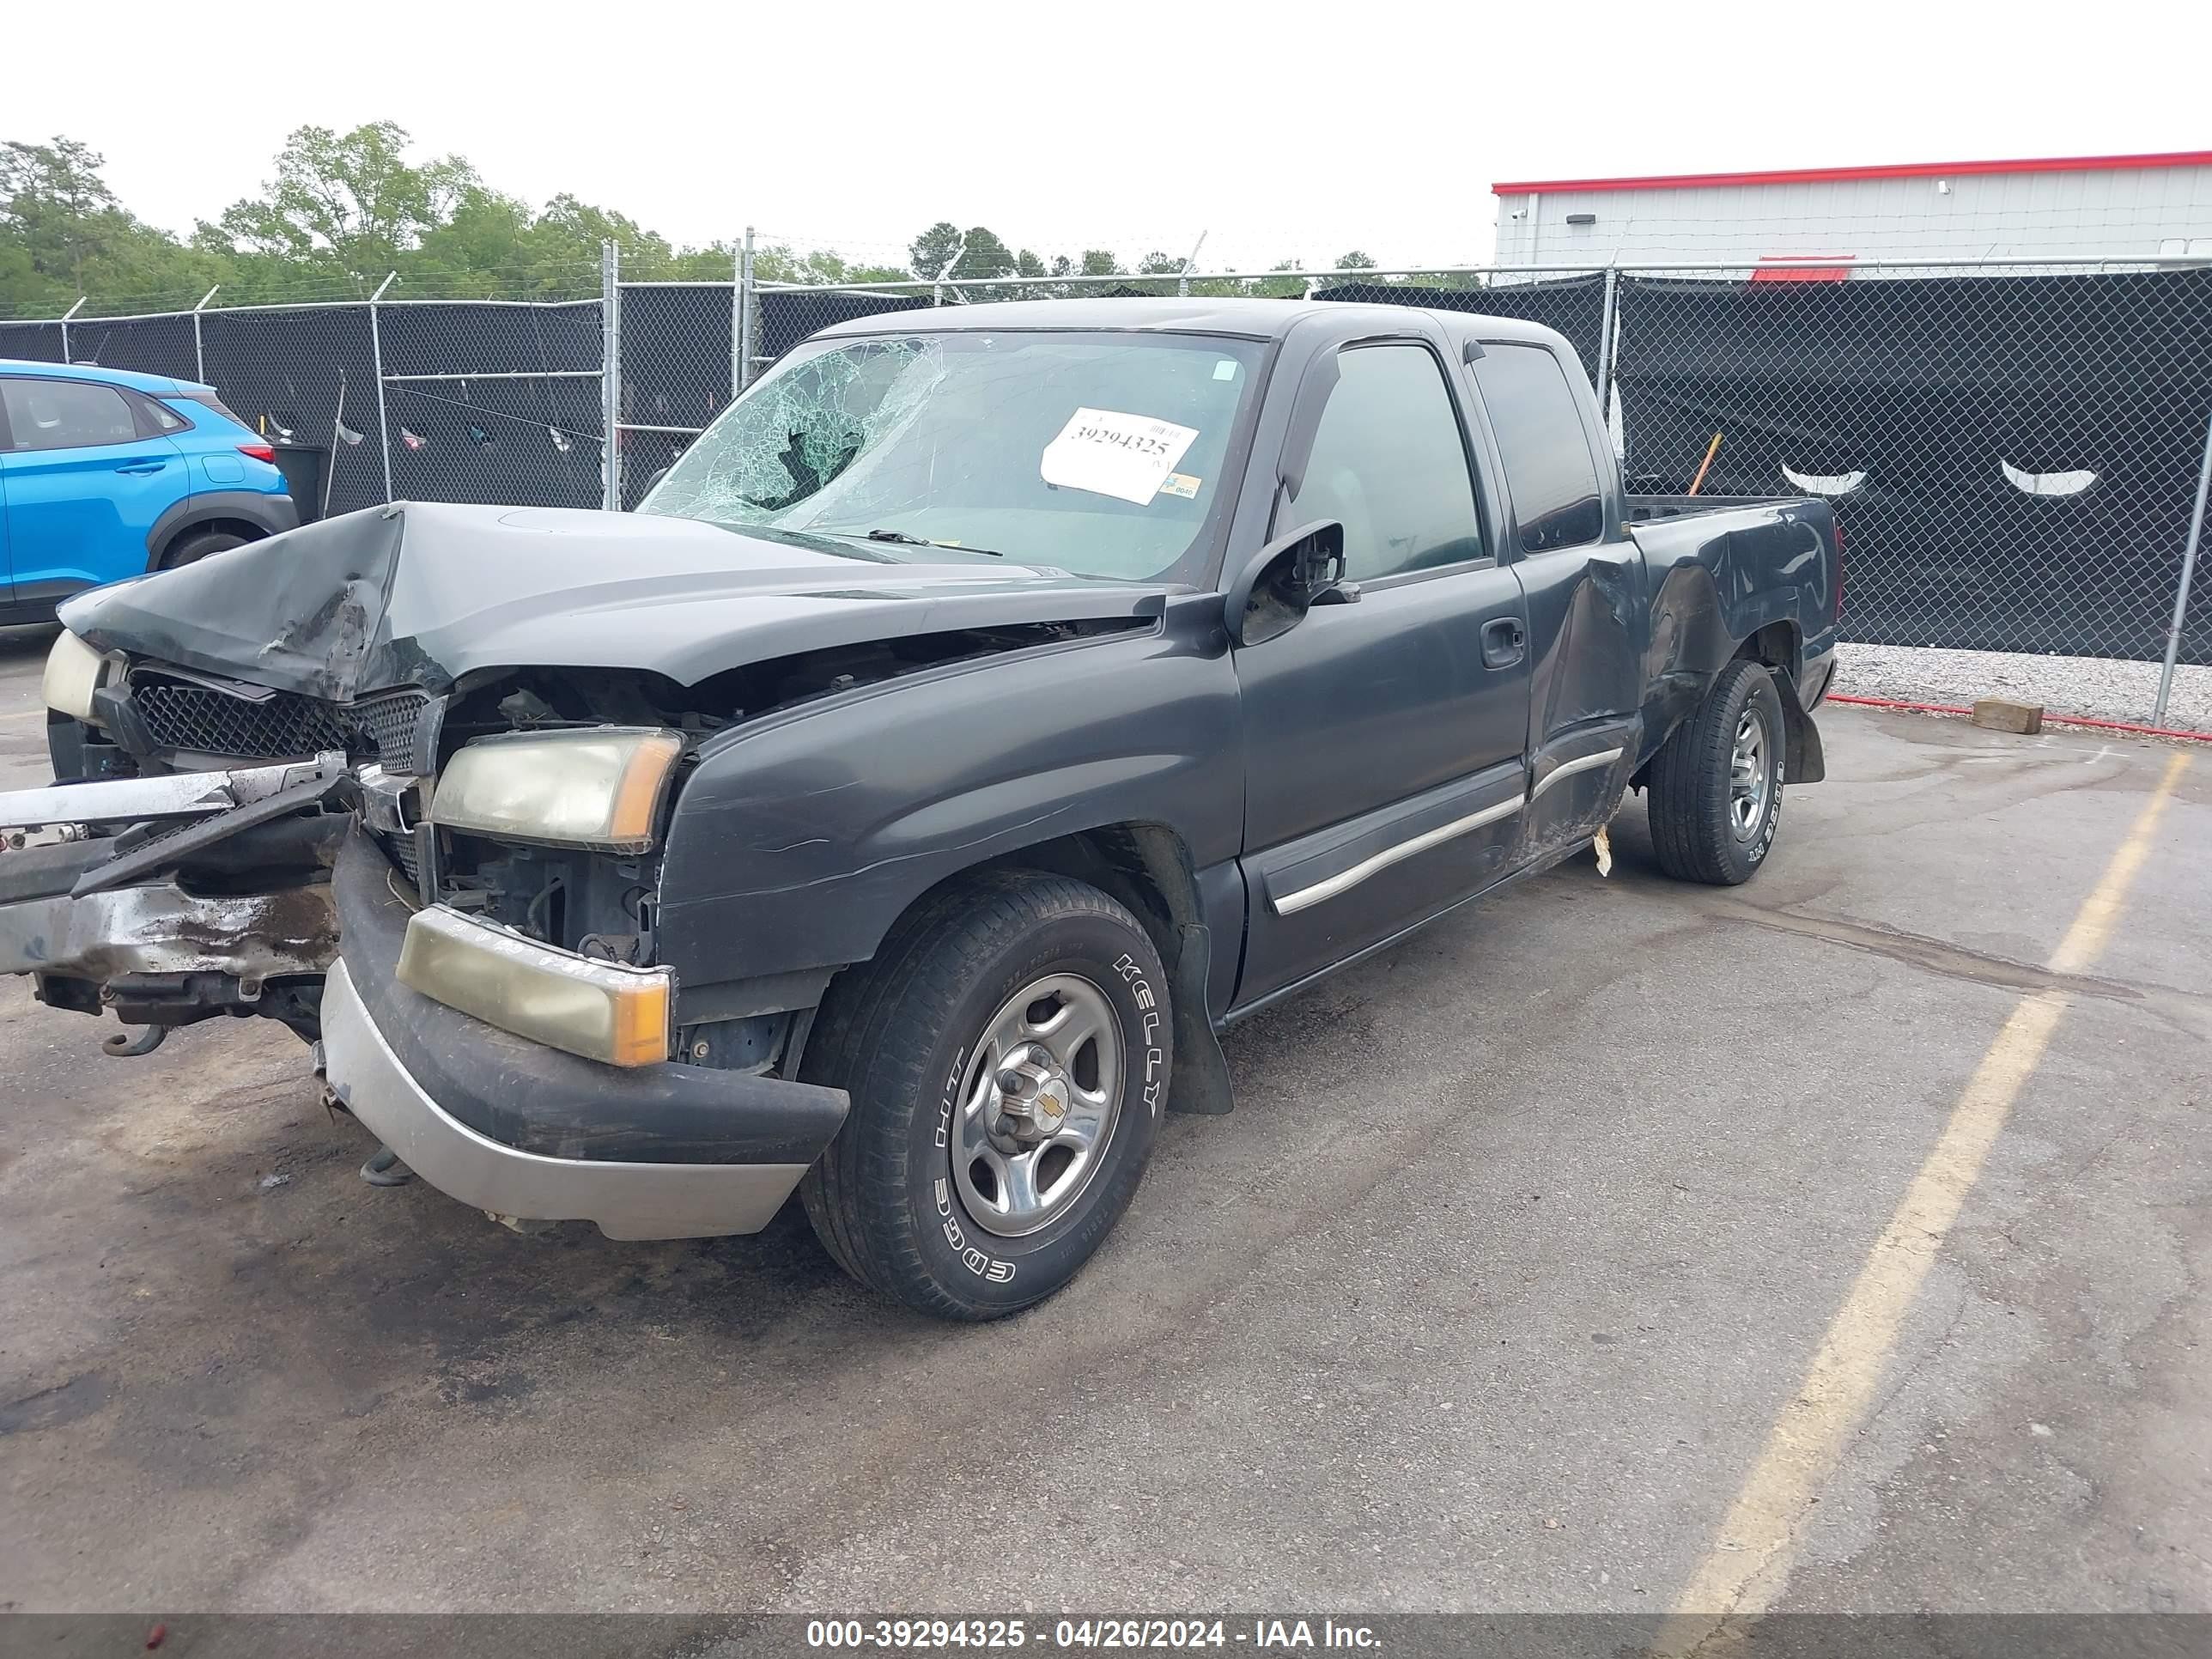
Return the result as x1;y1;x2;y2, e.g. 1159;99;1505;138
1286;343;1485;581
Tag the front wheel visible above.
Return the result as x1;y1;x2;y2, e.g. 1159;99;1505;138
1647;659;1786;885
799;871;1172;1320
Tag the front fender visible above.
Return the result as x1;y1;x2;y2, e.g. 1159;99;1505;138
653;609;1243;993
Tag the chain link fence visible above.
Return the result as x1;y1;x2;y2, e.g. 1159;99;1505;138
739;257;2212;724
5;249;2209;726
608;266;742;510
377;297;607;514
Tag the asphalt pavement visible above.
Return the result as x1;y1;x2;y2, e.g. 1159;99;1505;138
1;621;2206;1624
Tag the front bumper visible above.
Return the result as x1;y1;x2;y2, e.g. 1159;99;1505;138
324;830;848;1239
0;755;349;996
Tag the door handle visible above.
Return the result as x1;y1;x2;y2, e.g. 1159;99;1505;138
1481;617;1527;669
114;461;167;474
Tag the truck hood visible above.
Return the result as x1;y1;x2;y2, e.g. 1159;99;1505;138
60;502;1173;701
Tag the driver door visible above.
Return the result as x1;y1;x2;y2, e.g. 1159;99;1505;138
1231;337;1532;1010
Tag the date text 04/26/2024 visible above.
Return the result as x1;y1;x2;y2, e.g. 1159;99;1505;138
805;1619;1382;1650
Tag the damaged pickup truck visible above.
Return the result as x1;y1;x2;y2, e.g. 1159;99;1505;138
2;300;1839;1319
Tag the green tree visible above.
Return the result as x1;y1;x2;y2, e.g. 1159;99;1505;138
1128;249;1189;295
908;222;964;281
411;189;700;292
750;242;907;287
908;222;1026;283
951;227;1016;281
3;137;219;315
1334;249;1377;270
2;137;116;295
212;121;477;277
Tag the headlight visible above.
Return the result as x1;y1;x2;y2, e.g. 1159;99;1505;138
43;630;118;724
430;726;684;854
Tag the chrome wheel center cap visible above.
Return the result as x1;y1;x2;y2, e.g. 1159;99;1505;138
994;1046;1071;1142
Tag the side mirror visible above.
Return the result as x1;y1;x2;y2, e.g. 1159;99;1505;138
1224;520;1357;647
639;465;672;500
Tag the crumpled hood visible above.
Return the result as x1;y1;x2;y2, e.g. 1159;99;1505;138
60;501;1172;701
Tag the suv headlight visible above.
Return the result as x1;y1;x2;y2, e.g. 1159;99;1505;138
43;630;119;723
430;726;684;854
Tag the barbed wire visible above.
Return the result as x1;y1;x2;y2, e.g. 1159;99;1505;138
0;257;610;323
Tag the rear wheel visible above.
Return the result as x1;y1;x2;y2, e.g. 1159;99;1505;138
799;871;1172;1320
1647;659;1786;885
160;529;249;569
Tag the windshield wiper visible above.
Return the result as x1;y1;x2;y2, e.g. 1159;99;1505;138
860;527;1004;557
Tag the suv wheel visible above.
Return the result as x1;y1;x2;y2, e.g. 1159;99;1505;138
161;529;249;569
799;871;1172;1320
1647;659;1786;885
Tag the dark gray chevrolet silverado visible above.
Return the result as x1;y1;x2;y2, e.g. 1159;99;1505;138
1;299;1838;1319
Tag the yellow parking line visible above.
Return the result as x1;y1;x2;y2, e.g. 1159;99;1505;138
1660;749;2191;1653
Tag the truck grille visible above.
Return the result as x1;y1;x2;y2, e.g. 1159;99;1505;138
380;828;422;886
131;676;432;771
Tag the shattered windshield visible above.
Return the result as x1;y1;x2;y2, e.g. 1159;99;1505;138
640;331;1267;580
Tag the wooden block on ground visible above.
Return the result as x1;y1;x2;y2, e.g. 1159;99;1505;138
1971;697;2044;734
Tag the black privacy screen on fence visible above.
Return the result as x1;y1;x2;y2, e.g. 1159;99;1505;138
3;301;607;519
197;307;383;515
8;268;2209;665
1612;268;2212;664
50;313;199;381
757;288;931;363
379;301;605;515
617;285;740;507
0;319;65;362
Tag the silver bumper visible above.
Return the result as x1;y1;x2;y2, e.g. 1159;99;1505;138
0;751;348;833
319;960;810;1241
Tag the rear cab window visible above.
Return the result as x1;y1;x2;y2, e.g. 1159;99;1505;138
1469;343;1607;553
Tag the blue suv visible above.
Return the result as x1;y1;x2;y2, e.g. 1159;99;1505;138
0;359;300;625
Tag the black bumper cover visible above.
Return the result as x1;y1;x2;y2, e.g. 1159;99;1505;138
332;829;847;1167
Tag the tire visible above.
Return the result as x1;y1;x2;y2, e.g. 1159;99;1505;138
1647;659;1786;886
161;529;249;569
798;870;1172;1320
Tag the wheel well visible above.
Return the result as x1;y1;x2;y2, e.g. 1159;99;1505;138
1734;620;1800;686
1635;621;1811;794
1732;620;1826;784
965;823;1198;967
157;517;266;568
833;821;1238;1115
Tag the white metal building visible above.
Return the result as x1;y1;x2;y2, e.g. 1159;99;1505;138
1491;151;2212;270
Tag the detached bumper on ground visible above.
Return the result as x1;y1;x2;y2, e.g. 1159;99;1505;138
324;830;848;1240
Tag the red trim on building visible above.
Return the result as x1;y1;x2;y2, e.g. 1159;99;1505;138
1491;151;2212;197
1748;256;1857;283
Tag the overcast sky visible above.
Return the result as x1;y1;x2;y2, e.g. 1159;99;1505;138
7;0;2203;273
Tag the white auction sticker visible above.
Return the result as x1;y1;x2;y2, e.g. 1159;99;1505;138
1040;408;1200;505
